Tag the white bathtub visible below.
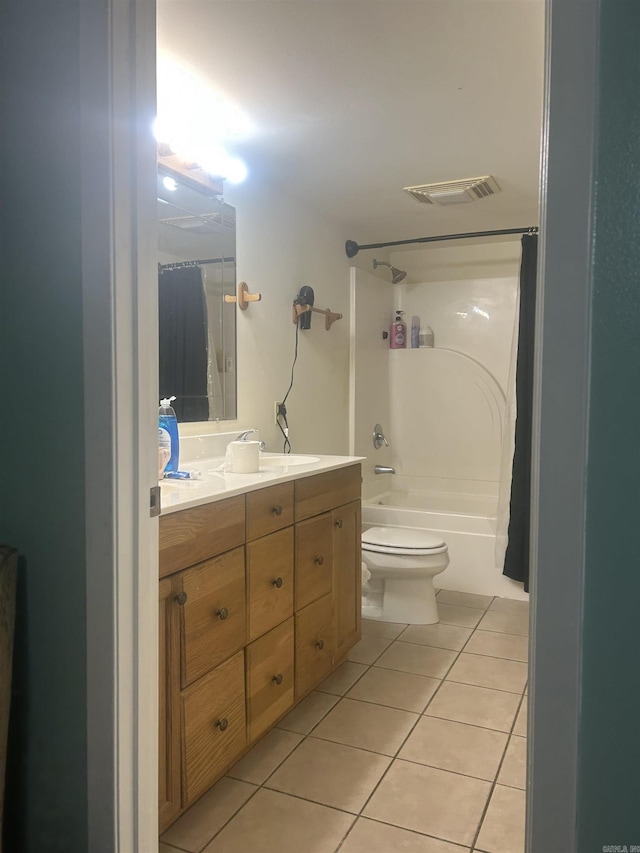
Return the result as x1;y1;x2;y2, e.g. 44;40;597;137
362;477;528;600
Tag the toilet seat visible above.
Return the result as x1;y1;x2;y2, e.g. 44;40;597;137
362;526;448;557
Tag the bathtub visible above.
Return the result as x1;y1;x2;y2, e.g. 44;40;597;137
362;476;528;600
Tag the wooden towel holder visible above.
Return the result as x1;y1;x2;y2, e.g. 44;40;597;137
292;303;343;331
224;281;262;311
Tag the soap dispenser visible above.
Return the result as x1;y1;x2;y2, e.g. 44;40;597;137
159;396;179;473
390;310;407;349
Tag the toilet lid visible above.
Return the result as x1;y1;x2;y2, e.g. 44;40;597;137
362;526;447;555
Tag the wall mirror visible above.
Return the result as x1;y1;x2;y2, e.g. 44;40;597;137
157;167;237;421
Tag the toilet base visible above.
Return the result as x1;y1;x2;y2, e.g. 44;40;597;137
365;576;439;625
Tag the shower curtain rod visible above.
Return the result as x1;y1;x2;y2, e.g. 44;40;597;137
345;226;538;258
158;256;235;271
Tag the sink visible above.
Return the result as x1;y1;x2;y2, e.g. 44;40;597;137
260;454;320;468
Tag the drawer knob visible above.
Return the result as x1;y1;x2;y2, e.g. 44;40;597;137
316;639;325;650
272;577;283;588
215;718;229;732
335;519;343;529
314;555;324;566
271;504;283;516
174;591;187;606
216;607;229;620
272;673;283;685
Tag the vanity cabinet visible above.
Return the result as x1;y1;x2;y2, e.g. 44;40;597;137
158;463;361;832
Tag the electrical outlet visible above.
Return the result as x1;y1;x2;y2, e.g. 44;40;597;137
274;401;284;424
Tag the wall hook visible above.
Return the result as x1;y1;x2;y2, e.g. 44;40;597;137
224;281;262;310
292;303;343;330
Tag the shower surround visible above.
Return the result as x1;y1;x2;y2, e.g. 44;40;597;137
350;241;528;599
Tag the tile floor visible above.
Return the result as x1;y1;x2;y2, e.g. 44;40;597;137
161;590;529;853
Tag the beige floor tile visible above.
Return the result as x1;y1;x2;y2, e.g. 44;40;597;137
312;697;419;756
226;728;303;785
160;776;257;852
376;641;457;678
364;760;491;847
159;845;183;853
446;653;528;694
478;610;529;637
463;630;529;662
489;597;530;615
438;603;485;628
362;618;408;639
437;589;494;610
317;660;368;695
277;690;340;734
202;788;355;853
475;784;526;853
348;633;394;664
346;666;440;713
341;817;470;853
265;736;391;812
399;716;508;781
425;681;520;732
497;736;527;789
513;698;528;737
399;622;472;651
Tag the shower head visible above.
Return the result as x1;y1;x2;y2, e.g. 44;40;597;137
372;259;407;284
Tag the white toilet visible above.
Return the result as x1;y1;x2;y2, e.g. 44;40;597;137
361;526;449;625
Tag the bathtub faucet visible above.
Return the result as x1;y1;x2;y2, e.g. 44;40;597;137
374;465;396;474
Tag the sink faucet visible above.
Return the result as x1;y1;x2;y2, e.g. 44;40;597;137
374;465;396;474
236;430;266;451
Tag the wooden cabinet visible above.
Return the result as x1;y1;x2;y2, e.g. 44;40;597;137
159;463;361;830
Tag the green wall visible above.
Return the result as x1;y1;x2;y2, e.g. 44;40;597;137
0;2;88;849
578;0;640;847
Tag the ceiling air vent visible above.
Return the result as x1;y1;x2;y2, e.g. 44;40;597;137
159;213;229;234
404;176;501;206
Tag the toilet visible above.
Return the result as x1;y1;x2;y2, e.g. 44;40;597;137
361;526;449;625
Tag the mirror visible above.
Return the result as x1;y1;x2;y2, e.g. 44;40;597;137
157;168;237;421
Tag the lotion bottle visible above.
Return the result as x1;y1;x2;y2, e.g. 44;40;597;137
390;310;407;349
159;396;180;473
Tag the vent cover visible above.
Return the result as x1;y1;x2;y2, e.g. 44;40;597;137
159;213;231;234
404;175;501;206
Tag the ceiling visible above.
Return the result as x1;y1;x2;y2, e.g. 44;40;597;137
157;0;545;248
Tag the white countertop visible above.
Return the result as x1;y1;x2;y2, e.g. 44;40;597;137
160;454;363;515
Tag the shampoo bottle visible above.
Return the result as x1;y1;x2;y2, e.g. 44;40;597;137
390;311;407;349
159;396;180;474
418;325;435;348
411;316;420;348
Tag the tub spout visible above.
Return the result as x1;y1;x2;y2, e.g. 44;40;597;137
374;465;396;474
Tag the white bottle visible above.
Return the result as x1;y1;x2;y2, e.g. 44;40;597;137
418;325;434;348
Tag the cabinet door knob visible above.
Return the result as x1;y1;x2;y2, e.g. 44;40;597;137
335;519;343;529
314;555;324;566
316;639;325;650
271;504;283;516
215;718;229;731
216;607;229;620
174;591;187;606
272;577;283;588
272;673;283;685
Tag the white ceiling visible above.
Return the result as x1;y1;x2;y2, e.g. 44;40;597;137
158;0;545;248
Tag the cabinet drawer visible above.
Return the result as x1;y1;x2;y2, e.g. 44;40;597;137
247;527;294;641
181;650;246;806
246;482;294;541
295;513;333;611
246;618;294;743
177;547;247;688
295;593;333;699
294;464;361;522
159;495;245;578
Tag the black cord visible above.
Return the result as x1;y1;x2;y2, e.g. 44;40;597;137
276;318;300;453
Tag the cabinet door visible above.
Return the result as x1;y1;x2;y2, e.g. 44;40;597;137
332;501;362;662
295;512;333;611
246;618;294;743
181;650;246;806
247;527;294;641
295;593;333;699
178;547;247;688
159;578;180;832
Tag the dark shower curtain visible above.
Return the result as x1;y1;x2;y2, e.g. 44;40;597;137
503;234;538;592
158;265;210;422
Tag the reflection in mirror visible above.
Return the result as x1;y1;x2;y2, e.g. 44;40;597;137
157;169;237;421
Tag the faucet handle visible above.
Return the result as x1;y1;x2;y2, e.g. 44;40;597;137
373;423;389;449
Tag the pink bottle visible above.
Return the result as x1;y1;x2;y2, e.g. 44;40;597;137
390;310;407;349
